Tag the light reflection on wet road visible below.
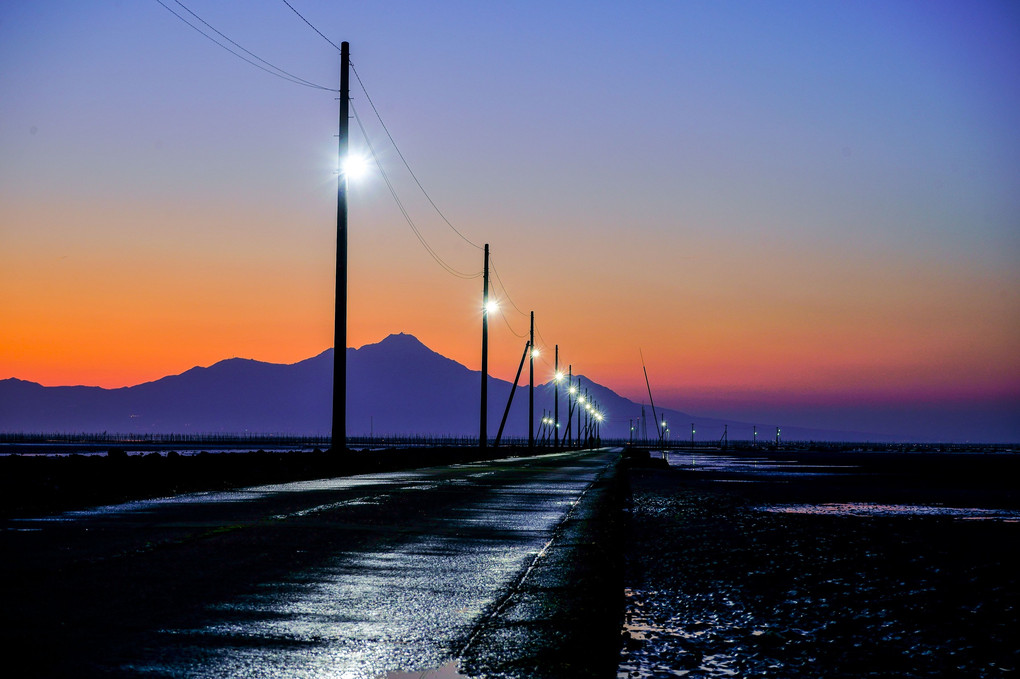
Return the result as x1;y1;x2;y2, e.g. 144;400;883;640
1;449;618;678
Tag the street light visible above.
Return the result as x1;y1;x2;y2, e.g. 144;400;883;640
342;153;369;180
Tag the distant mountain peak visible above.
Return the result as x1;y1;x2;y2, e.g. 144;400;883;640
377;332;428;348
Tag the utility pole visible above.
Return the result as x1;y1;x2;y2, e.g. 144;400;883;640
529;311;535;449
564;365;573;446
584;387;590;446
576;378;583;447
554;344;560;449
331;41;350;453
480;244;490;448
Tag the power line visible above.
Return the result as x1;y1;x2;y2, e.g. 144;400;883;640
496;306;528;339
274;3;483;251
280;0;341;51
352;102;482;280
351;63;482;251
153;0;336;91
489;256;529;317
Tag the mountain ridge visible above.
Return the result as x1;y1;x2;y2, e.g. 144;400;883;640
1;333;892;441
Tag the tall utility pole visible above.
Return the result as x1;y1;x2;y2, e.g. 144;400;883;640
528;311;535;449
331;41;350;452
480;244;490;448
577;378;583;447
554;345;559;449
564;365;573;445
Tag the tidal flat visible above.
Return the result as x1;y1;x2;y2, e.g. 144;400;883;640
619;450;1020;678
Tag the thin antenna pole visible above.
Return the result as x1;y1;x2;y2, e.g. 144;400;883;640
331;40;350;453
640;349;663;444
480;244;490;448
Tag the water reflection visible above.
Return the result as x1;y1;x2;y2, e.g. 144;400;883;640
759;502;1020;521
381;660;468;678
663;452;858;477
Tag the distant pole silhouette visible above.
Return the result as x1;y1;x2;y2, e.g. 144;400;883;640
554;344;560;449
528;311;535;450
331;41;350;452
480;244;490;448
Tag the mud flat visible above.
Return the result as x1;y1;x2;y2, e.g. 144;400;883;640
619;450;1020;678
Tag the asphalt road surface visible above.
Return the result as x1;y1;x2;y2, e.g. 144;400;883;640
1;449;621;678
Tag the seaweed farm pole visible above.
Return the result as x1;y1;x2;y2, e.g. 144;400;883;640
331;40;350;453
480;244;490;448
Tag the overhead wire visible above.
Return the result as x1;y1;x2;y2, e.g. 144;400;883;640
276;1;486;277
156;0;576;372
495;306;528;339
350;63;483;251
279;0;341;51
489;257;529;317
352;101;482;280
154;0;337;91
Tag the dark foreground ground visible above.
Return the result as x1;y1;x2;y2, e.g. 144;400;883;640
0;446;556;518
0;448;623;679
620;449;1020;678
4;447;1018;678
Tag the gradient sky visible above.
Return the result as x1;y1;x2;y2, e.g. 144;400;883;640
2;1;1018;441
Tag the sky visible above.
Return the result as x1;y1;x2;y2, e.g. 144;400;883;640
2;1;1018;441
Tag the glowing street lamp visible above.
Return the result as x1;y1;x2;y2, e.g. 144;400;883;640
341;153;369;180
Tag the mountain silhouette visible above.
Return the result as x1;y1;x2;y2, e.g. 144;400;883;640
0;333;884;441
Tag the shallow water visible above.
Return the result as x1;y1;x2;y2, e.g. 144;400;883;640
759;502;1020;521
663;452;857;477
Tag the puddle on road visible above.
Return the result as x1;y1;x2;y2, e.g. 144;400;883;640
380;660;469;678
758;502;1020;521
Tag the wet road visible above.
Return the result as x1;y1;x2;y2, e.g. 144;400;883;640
1;449;619;678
